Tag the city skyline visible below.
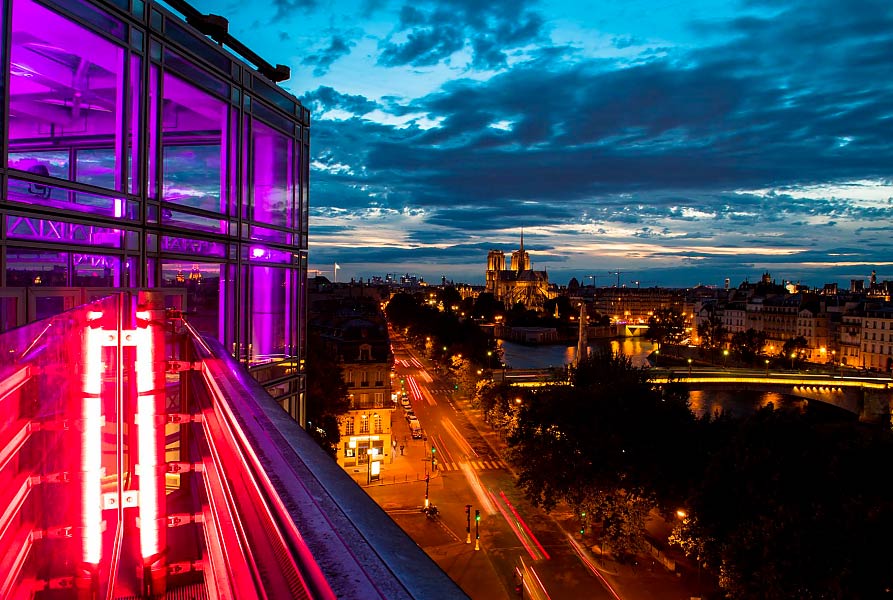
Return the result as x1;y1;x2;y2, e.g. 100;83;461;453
190;0;893;288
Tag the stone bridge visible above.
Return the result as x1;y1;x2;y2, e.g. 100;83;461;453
652;371;892;423
496;368;892;424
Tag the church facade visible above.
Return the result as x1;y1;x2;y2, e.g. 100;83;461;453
485;233;556;310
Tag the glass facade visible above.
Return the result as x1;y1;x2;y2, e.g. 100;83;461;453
0;0;310;422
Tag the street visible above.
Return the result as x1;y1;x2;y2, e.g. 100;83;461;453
358;333;702;600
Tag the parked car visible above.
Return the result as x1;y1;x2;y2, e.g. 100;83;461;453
409;418;423;439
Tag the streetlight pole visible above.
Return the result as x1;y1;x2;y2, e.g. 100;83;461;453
425;473;430;509
465;505;472;544
765;359;770;376
475;509;480;551
687;358;692;376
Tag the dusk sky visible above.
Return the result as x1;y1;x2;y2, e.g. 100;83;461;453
189;0;892;288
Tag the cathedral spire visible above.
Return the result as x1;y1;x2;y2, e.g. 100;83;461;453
520;227;524;253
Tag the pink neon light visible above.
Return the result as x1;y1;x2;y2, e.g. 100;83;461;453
135;323;160;559
82;322;104;565
251;246;266;259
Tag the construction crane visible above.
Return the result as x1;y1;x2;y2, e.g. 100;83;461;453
585;274;603;287
609;270;623;287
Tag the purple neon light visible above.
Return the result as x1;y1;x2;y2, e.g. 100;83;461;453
8;0;124;190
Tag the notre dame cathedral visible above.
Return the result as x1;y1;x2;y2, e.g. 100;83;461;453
485;232;556;310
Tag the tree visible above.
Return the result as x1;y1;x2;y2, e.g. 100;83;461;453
385;292;419;329
438;286;462;312
782;335;809;362
646;307;685;349
472;292;504;321
730;328;767;365
304;331;350;457
697;313;727;351
678;405;893;599
509;350;698;557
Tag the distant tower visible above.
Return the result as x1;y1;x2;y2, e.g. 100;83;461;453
486;250;506;296
574;304;588;367
871;269;877;288
510;229;530;271
724;278;730;290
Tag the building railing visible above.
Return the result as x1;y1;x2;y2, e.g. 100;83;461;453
0;292;467;599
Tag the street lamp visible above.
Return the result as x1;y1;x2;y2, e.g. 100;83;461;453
687;358;692;375
765;359;770;376
487;350;493;370
790;352;796;370
723;349;729;368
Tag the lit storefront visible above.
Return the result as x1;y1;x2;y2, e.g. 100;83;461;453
0;0;309;421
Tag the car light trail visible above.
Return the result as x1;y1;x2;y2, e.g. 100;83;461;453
460;463;497;515
406;375;423;402
566;533;623;600
518;557;553;600
410;358;423;368
500;491;549;560
433;435;455;464
490;490;538;561
440;418;477;457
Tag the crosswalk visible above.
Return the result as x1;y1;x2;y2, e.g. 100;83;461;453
434;459;508;473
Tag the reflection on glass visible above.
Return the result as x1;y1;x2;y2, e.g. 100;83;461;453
251;119;293;229
5;248;69;286
8;0;124;190
250;264;296;360
162;260;220;339
162;72;227;213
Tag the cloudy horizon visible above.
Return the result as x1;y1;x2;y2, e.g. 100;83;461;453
187;0;893;288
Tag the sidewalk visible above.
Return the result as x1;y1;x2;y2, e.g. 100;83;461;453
349;404;441;489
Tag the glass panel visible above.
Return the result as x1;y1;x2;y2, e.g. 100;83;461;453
251;119;293;229
161;260;222;340
76;148;117;188
129;54;142;194
148;65;159;199
0;295;23;333
163;25;231;76
73;253;121;286
7;178;131;219
160;207;227;234
250;264;296;361
5;248;68;286
8;150;69;178
162;72;228;213
6;215;124;248
8;0;125;190
248;225;290;244
244;244;293;264
160;235;226;257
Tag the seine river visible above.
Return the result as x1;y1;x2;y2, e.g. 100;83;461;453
497;339;844;419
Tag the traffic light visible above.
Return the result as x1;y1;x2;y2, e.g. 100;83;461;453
431;446;436;455
454;384;458;390
475;510;480;522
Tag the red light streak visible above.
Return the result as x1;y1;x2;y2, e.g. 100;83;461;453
489;490;538;561
500;491;550;560
135;322;161;560
81;322;104;565
567;534;623;600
